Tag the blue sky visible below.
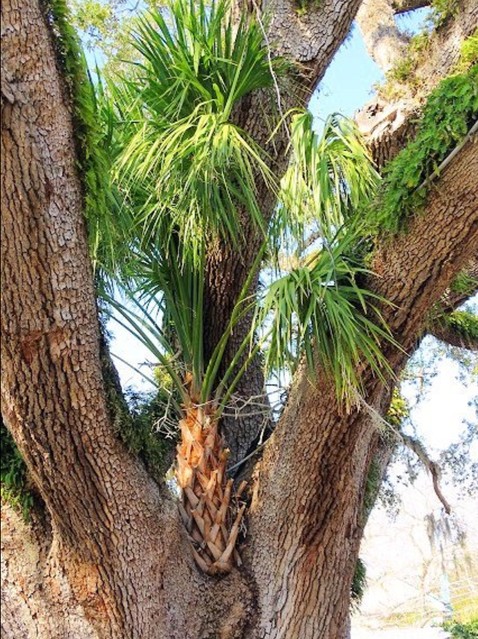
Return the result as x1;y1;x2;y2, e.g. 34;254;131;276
310;8;431;121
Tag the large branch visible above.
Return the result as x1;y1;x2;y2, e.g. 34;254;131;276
355;0;478;168
428;311;478;350
425;257;478;349
262;0;363;85
247;110;478;639
372;135;478;357
0;2;217;636
356;0;410;72
392;0;430;13
438;257;478;313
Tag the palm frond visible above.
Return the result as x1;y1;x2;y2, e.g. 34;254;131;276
272;111;380;259
111;0;281;267
256;233;399;408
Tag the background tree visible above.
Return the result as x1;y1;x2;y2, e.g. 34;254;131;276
1;1;477;638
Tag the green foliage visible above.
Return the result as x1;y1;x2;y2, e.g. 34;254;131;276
375;67;478;234
273;112;380;254
54;0;399;419
122;390;177;480
446;311;478;341
451;271;478;297
0;421;32;519
256;235;397;408
111;0;282;267
106;243;260;412
351;557;367;611
444;619;478;639
69;0;114;41
431;0;459;27
97;0;396;411
256;113;397;408
456;31;478;73
388;56;416;85
387;388;409;429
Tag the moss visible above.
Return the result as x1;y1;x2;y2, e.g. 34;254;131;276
378;32;431;100
0;420;33;520
362;458;382;518
359;390;408;524
42;0;114;275
373;66;478;234
445;311;478;341
294;0;321;16
388;57;416;85
99;320;176;482
351;557;367;611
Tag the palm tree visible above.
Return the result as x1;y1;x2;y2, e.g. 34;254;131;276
92;0;397;575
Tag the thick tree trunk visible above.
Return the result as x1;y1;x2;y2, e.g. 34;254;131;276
245;132;478;639
1;502;98;638
1;2;254;638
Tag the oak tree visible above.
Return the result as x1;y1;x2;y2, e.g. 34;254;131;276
1;0;477;637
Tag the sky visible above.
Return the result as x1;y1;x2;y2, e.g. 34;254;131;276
105;6;477;461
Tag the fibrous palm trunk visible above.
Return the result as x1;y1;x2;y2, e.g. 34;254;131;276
176;404;247;575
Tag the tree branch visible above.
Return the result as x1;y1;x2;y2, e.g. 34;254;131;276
248;89;478;637
356;0;410;72
355;0;478;168
239;0;364;97
401;434;452;514
392;0;430;13
1;2;190;633
428;311;478;350
372;132;478;358
439;257;478;312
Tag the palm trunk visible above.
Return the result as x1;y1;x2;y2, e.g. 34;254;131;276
176;404;247;575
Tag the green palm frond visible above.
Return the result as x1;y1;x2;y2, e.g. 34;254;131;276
131;0;278;119
256;233;398;408
91;0;397;413
84;71;143;292
106;236;262;412
111;0;281;266
273;111;380;257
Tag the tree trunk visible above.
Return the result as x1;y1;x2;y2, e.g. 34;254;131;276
246;128;478;638
1;0;477;637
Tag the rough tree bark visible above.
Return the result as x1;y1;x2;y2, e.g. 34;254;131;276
1;0;477;638
246;132;478;639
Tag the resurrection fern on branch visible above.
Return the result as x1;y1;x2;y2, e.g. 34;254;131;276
375;66;478;234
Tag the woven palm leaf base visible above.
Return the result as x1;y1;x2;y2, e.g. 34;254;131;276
176;405;247;575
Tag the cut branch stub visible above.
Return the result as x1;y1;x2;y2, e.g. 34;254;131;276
176;405;246;575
